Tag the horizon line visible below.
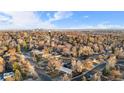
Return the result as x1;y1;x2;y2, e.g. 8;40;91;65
0;28;124;31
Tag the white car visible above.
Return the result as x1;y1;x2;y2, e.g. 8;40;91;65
3;72;14;79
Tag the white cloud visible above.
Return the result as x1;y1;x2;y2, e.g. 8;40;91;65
68;23;124;29
83;15;89;18
96;24;124;29
48;11;73;22
4;12;39;24
0;14;11;23
46;13;51;18
0;12;55;29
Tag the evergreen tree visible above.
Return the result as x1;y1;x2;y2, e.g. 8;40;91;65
17;44;21;53
14;69;22;81
13;62;20;71
103;64;110;76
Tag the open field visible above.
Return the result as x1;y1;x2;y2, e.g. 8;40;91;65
0;29;124;81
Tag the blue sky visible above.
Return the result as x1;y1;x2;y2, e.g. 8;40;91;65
0;11;124;29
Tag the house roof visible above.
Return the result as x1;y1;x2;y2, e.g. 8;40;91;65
59;66;72;74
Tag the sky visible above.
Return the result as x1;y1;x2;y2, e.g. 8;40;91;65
0;11;124;29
